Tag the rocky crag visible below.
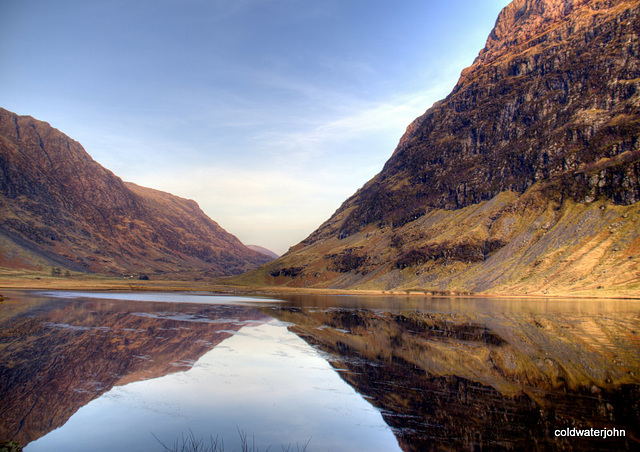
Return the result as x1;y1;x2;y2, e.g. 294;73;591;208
236;0;640;296
0;107;272;277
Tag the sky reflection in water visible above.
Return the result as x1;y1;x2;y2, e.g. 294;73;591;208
3;291;639;451
24;311;400;452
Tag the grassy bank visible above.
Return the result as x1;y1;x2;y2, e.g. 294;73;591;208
0;269;638;300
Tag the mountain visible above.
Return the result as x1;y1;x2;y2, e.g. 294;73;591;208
235;0;640;296
0;107;272;277
246;245;279;260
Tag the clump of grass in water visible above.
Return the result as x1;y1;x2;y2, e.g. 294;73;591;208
153;428;311;452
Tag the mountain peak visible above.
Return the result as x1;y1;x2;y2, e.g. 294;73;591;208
459;0;626;88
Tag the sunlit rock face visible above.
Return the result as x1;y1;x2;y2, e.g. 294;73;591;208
0;107;272;277
0;294;269;444
271;303;640;451
345;0;640;227
238;0;640;295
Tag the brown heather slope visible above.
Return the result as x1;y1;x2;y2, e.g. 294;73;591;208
234;0;640;296
0;107;272;277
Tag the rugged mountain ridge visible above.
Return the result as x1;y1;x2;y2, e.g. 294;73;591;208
236;0;640;295
0;107;272;277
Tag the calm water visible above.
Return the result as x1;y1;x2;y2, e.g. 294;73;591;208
0;291;639;451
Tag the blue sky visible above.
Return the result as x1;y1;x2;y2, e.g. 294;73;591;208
1;0;510;255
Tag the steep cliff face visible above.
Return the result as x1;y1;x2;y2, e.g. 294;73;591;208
340;0;640;234
237;0;640;295
0;108;272;276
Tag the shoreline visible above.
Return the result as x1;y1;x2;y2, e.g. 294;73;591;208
0;274;639;301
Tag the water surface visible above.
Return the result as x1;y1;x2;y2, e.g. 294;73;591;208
0;291;638;451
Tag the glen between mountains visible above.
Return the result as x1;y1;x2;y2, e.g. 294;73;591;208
1;0;639;296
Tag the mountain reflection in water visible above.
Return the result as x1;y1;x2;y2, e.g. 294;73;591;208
0;292;270;445
269;295;640;451
0;291;639;451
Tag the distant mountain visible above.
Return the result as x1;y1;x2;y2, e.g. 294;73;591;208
0;107;272;277
246;245;279;260
236;0;640;295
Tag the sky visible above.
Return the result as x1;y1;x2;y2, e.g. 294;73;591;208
0;0;511;255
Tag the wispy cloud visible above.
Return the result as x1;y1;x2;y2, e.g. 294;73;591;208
252;83;454;167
